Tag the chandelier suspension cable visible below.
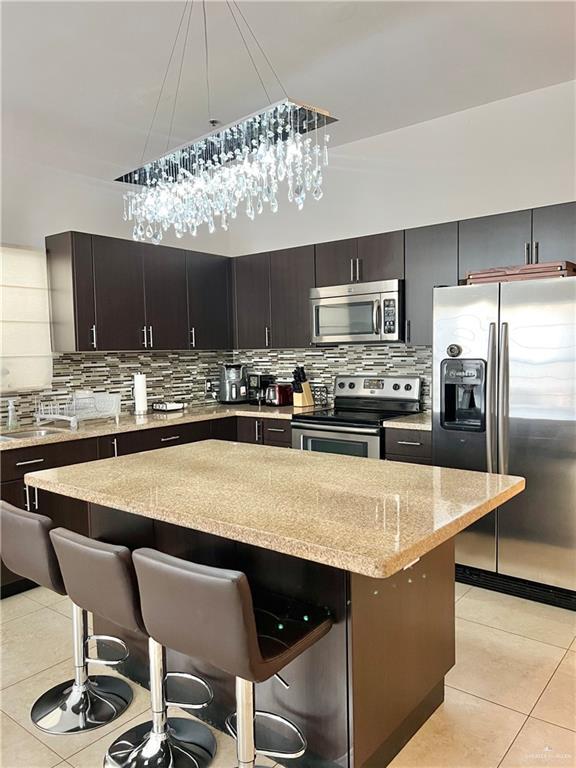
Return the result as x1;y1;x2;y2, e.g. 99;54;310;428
140;1;190;164
225;1;271;104
201;0;213;124
230;0;289;99
166;0;194;152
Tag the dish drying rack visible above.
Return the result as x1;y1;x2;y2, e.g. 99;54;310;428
34;392;122;430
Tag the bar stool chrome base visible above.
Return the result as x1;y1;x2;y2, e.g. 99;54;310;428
105;718;216;768
31;676;133;734
226;710;306;761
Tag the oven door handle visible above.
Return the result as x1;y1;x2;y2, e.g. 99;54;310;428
291;422;381;436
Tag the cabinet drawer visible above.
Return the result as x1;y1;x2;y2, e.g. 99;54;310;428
262;419;291;445
98;422;212;457
1;438;98;482
386;454;432;466
384;429;431;459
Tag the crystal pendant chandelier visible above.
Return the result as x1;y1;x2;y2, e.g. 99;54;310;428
117;2;337;243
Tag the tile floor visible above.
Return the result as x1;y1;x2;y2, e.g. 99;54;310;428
0;583;574;768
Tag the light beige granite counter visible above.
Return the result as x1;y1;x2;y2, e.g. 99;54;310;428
26;440;524;579
0;404;430;451
0;404;311;452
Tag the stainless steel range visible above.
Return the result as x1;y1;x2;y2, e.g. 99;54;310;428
291;375;421;458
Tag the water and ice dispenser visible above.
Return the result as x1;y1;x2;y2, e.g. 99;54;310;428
440;359;486;432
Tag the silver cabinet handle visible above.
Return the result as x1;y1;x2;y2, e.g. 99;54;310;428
267;427;286;433
190;327;196;348
405;319;411;343
160;435;180;442
350;258;355;282
372;300;381;334
90;324;97;349
255;420;262;442
485;322;497;472
24;485;31;511
148;325;154;348
524;242;531;265
497;322;510;474
292;422;380;436
532;241;539;264
265;327;270;348
34;486;39;510
356;257;361;282
111;438;118;458
142;326;148;348
397;440;422;446
15;458;45;467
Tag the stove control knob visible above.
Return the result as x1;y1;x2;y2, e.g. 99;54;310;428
392;383;400;391
338;381;346;389
404;383;412;391
348;382;356;389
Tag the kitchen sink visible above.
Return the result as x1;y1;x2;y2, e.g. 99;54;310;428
0;428;68;440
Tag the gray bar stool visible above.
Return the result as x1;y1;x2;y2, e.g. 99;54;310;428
49;528;217;768
131;548;333;768
0;502;132;733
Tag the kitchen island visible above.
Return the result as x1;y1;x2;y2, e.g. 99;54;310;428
26;441;524;768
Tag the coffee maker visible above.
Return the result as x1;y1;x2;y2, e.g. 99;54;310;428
218;364;249;403
247;373;276;404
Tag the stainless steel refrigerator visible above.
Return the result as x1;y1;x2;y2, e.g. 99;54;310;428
432;277;576;591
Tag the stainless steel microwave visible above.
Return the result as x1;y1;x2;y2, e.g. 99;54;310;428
310;280;404;344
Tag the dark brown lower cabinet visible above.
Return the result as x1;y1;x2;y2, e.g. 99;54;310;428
236;417;263;444
236;417;292;448
210;417;237;442
384;429;432;465
97;421;212;458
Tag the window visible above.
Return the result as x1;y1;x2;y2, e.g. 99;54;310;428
0;245;53;392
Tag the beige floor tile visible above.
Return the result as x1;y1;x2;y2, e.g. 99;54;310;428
456;588;576;649
446;619;565;714
0;593;43;625
0;711;62;768
571;637;576;652
26;588;68;608
0;658;150;759
532;651;576;732
49;600;94;631
499;717;576;767
0;609;73;689
67;709;276;768
455;582;472;602
388;686;525;768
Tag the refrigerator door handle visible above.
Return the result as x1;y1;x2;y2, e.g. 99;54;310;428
486;322;497;473
498;322;510;474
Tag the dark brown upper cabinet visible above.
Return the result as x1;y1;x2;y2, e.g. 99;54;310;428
532;202;576;264
46;231;96;352
405;222;458;346
458;210;532;280
270;245;315;348
356;231;405;282
92;235;147;351
315;238;358;286
187;251;232;350
142;245;189;350
233;252;272;349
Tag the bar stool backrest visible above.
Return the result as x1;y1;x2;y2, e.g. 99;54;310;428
0;502;65;595
133;548;265;682
50;528;146;634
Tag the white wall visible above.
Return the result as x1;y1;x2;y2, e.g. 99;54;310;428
2;81;574;255
220;81;576;255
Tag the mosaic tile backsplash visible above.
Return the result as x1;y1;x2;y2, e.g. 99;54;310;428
1;344;431;426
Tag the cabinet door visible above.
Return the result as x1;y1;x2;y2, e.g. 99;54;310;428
356;232;405;282
458;210;532;280
234;253;271;349
210;417;237;441
270;246;315;348
315;239;358;287
236;417;262;444
37;490;90;536
143;245;189;350
405;223;458;346
92;236;146;350
532;202;576;264
187;252;232;350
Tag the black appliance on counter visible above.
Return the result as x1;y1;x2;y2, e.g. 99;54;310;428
291;375;421;458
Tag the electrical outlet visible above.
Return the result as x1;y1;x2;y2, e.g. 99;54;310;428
205;380;213;394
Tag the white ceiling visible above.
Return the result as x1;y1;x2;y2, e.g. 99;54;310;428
2;0;575;185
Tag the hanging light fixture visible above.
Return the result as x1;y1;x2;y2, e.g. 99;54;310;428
117;1;337;243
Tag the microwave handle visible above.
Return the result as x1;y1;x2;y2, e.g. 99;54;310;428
372;300;381;334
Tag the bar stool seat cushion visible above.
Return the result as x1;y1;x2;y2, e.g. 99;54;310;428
0;502;65;595
50;528;146;634
133;548;332;684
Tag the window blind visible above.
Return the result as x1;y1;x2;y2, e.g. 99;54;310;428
0;245;53;392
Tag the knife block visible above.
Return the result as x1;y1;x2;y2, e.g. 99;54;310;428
293;381;315;408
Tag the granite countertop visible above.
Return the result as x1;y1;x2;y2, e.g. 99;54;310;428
0;404;431;452
26;440;524;579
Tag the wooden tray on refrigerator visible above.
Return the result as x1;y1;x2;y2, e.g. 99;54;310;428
466;261;576;284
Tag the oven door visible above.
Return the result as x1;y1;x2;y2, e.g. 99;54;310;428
311;293;382;344
291;423;382;459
